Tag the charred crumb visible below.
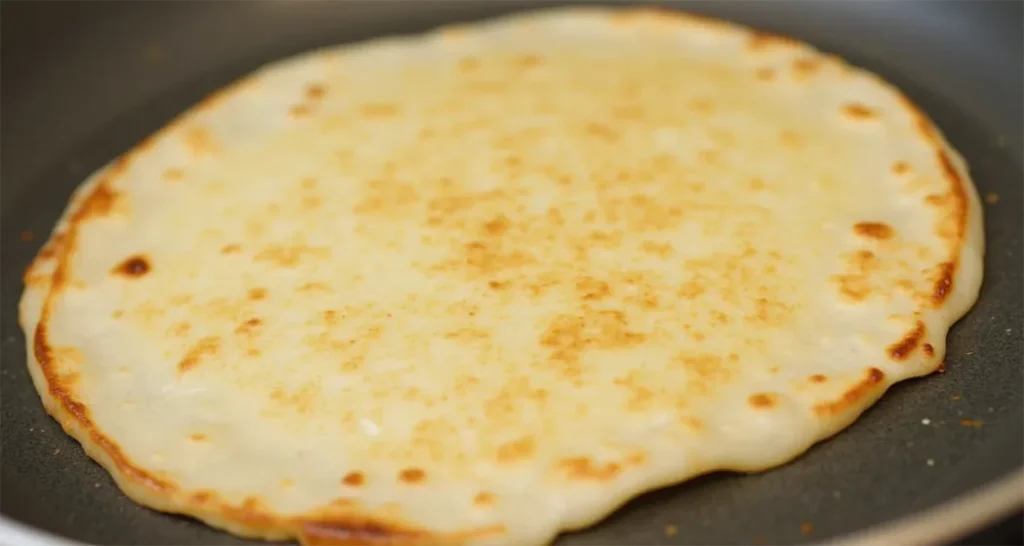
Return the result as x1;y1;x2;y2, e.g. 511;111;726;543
114;255;151;277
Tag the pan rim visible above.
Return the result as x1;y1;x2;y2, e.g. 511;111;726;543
0;467;1020;545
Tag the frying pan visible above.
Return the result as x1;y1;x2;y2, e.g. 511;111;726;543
1;1;1021;545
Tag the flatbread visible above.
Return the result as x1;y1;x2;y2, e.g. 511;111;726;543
20;6;984;545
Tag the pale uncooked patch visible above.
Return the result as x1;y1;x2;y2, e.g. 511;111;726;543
20;6;983;546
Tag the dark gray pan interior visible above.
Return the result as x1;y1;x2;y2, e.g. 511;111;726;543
1;2;1021;545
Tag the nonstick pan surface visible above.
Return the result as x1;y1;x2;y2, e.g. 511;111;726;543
1;2;1021;545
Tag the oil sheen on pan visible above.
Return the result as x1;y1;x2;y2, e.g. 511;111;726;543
19;6;984;546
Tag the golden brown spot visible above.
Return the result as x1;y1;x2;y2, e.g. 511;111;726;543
834;250;880;302
268;383;321;415
56;369;81;389
889;321;926;360
341;471;365;487
290;104;312;118
454;239;537;277
843;103;877;120
937;150;961;183
302;195;321;210
710;310;730;325
689;97;714;113
557;456;621;482
113;255;150;277
985;192;1000;205
892;161;911;175
297;282;331;293
483;214;510;236
162;168;184;182
23;273;48;289
624;452;647;467
496;436;536;464
177;336;221;375
457;57;480;72
677;280;705;299
547;208;564;226
359;103;400;118
641;241;673;257
398;468;426;484
793;57;821;75
305;83;327;100
681;416;704;431
71;183;120;223
221;243;241;254
917;117;937;140
575;276;611;301
585;121;618;142
776;130;803;150
529;388;549;404
541;311;646;377
854;222;894;240
322;310;339;325
107;155;131;177
932;262;955;305
171;322;191;337
473;492;495;507
184;126;219;156
933;150;968;241
814;367;885;417
624;383;655;412
922;343;935;357
248;287;267;300
748;393;778;409
189;433;207;442
222;496;274;527
748;297;790;328
36;235;61;260
755;67;775;81
235;317;262;336
747;32;799;51
809;374;828;384
254;245;327;268
188;492;214;507
299;519;507;546
515;54;542;68
676;352;731;383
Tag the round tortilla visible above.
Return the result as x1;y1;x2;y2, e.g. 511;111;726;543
20;7;984;545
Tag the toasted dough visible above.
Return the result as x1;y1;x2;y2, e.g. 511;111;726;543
20;7;983;546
